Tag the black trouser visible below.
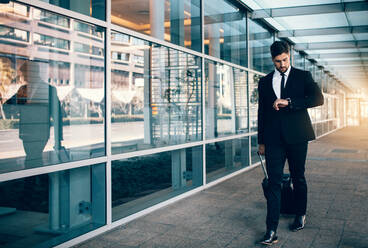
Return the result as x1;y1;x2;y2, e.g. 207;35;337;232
265;141;308;232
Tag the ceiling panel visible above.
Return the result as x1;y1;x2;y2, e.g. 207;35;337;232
297;34;354;43
273;13;348;30
346;11;368;25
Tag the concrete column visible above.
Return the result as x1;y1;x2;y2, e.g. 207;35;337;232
150;0;165;40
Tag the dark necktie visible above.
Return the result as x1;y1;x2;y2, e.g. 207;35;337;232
280;72;285;99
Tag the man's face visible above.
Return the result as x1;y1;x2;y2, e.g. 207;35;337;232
272;52;290;73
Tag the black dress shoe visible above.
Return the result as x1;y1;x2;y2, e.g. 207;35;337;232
259;230;278;245
290;215;306;232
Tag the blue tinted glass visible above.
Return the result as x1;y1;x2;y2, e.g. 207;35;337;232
40;0;105;20
0;164;106;247
112;146;203;220
0;3;105;174
111;32;202;154
206;137;250;183
249;19;274;73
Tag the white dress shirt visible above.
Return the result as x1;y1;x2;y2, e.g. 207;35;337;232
272;66;291;99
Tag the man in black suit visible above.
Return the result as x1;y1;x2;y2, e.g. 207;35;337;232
257;41;324;245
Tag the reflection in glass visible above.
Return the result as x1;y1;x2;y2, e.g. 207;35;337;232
206;137;249;183
0;2;105;173
40;0;105;20
0;164;106;247
205;60;248;139
111;32;202;154
111;0;201;52
249;19;274;73
204;0;247;66
249;72;261;131
293;50;305;70
250;134;260;164
112;146;203;220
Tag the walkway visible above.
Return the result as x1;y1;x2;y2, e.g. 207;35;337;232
75;126;368;248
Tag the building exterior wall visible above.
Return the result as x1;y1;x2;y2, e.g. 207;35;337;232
0;1;345;247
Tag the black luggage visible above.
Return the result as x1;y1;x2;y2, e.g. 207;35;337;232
257;152;295;214
280;173;295;214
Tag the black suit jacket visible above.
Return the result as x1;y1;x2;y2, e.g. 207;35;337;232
257;67;324;145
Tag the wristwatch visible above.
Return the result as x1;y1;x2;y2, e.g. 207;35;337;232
286;98;292;109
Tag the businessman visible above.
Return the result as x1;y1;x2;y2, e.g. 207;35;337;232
257;41;324;245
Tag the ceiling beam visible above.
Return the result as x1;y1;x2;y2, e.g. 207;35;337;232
294;40;368;50
278;25;368;38
251;1;368;19
308;52;368;59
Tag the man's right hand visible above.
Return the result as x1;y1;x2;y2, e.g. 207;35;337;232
258;144;265;155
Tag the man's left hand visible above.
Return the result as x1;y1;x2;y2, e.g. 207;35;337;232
273;99;288;111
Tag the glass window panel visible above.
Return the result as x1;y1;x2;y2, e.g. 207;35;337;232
249;19;274;73
293;50;305;70
305;59;315;80
40;0;105;20
249;72;261;132
205;60;249;139
112;146;203;220
0;25;29;42
111;0;201;52
0;3;105;174
111;31;202;155
0;163;106;247
204;0;247;66
206;137;250;183
250;134;260;164
234;68;249;133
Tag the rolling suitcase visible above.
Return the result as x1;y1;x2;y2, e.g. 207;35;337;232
257;152;295;214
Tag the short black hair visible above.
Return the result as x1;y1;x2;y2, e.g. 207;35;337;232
270;41;290;58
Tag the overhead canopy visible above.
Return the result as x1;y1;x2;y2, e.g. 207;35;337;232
243;0;368;94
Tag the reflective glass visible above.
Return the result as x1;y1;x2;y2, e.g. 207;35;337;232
250;134;260;164
0;164;106;247
112;146;203;220
40;0;105;20
111;0;201;52
0;3;105;173
305;59;315;80
315;67;322;89
205;60;248;139
249;19;274;73
249;72;261;131
293;50;305;70
111;32;202;154
206;137;249;182
204;0;247;66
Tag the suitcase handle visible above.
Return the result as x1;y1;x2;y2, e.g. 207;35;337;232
257;151;268;180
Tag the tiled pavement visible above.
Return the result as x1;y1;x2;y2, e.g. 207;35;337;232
75;127;368;248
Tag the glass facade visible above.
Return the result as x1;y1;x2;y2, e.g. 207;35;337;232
206;137;249;182
204;0;247;66
249;19;274;74
111;0;201;52
205;60;248;139
112;146;203;220
0;163;105;248
293;50;305;70
111;32;202;154
0;3;105;174
40;0;106;20
249;72;261;131
0;1;347;247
